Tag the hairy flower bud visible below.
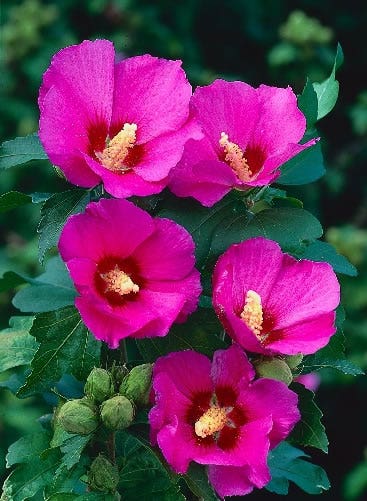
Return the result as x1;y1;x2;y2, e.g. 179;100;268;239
58;398;98;435
284;354;304;369
88;454;119;493
119;363;153;406
85;367;114;403
254;358;293;386
100;395;134;430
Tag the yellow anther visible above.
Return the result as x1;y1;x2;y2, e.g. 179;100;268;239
240;290;263;337
219;132;253;182
194;406;227;438
97;123;137;171
101;265;139;296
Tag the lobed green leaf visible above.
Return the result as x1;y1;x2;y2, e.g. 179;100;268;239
0;316;37;373
277;142;325;186
0;133;48;170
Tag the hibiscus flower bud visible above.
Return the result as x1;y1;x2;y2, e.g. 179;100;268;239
88;454;119;493
85;367;114;403
58;398;98;435
254;358;293;386
100;395;134;430
119;364;152;406
284;354;304;369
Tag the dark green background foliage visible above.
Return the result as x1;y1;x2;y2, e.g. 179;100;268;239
1;1;366;499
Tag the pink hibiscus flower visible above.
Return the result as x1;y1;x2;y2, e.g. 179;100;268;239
295;373;321;392
149;344;300;497
58;198;201;348
169;79;317;206
39;39;201;198
213;237;340;356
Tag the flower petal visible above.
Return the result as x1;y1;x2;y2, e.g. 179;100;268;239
211;344;255;390
208;465;255;497
265;255;340;330
111;55;192;143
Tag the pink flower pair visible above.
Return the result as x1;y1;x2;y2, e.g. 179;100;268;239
39;39;316;204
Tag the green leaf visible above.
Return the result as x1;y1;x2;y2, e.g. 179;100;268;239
12;255;77;313
17;306;101;398
267;442;330;495
57;435;91;471
298;78;319;129
313;43;344;120
302;307;364;376
277;142;325;185
3;431;60;501
211;207;323;257
0;133;48;170
0;191;32;213
0;316;37;373
300;240;357;276
159;193;244;266
38;189;90;263
116;431;185;500
289;383;328;453
136;308;226;363
0;270;28;293
182;463;218;500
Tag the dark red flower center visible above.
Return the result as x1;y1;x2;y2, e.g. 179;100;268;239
94;256;142;306
186;387;246;450
219;132;266;182
88;122;144;173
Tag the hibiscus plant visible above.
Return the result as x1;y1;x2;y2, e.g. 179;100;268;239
0;40;363;500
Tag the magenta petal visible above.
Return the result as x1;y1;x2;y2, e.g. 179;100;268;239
66;258;97;292
153;350;213;399
59;199;154;262
134;218;196;281
266;255;340;330
254;85;306;152
211;344;255;389
134;117;202;182
39;39;114;126
213;238;284;313
169;137;238;206
191;80;259;152
111;55;192;143
208;465;255;497
239;379;300;448
269;311;337;355
156;417;197;473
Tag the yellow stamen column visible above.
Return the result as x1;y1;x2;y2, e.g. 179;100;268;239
96;123;137;172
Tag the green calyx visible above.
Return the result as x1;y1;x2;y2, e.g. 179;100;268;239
85;367;114;403
254;358;293;386
119;363;153;406
284;354;304;369
58;398;98;435
88;454;119;493
100;395;134;431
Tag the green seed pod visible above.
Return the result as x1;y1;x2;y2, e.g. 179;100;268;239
88;454;119;493
119;363;153;406
255;358;293;386
284;354;304;369
85;367;114;403
58;398;98;435
100;395;134;431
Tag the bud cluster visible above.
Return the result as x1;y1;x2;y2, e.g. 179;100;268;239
253;354;304;386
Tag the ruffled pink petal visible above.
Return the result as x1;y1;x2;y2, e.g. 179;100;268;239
169;137;238;207
111;55;192;144
146;269;201;323
265;255;340;330
238;379;300;448
82;153;167;198
39;39;114;126
213;238;284;314
211;344;255;390
39;85;101;187
253;85;306;153
134;117;202;182
246;139;318;187
66;258;97;292
153;350;213;399
134;218;196;281
58;199;154;262
191;80;259;152
268;311;337;355
208;465;255;497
